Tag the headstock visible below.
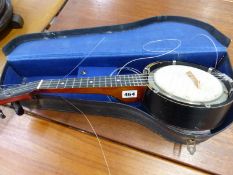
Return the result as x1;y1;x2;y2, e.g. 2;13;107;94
0;82;39;117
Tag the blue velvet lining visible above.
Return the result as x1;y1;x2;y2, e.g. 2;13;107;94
6;23;226;64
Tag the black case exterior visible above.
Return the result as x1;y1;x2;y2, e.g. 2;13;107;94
21;94;231;144
2;16;233;144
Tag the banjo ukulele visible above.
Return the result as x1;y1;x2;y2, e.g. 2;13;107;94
0;61;233;130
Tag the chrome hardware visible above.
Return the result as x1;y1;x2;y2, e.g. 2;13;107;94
208;67;214;73
81;70;87;75
186;138;196;155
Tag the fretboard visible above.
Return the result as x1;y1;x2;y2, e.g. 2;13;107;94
1;74;148;99
39;74;147;89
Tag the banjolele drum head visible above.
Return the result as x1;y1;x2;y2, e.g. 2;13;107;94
143;61;233;130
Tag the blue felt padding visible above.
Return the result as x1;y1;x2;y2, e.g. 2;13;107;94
6;22;226;60
5;22;228;77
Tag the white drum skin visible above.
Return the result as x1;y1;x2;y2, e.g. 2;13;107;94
148;65;228;105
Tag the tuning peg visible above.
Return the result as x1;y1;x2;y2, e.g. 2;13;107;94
0;110;6;119
11;102;24;116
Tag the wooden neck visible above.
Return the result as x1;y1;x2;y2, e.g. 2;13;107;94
1;74;148;104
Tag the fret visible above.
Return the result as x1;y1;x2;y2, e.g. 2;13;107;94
130;75;134;86
81;78;88;88
65;78;68;87
110;77;112;87
87;77;89;87
56;79;60;88
48;79;52;88
50;79;57;88
99;77;105;87
71;78;75;88
141;74;147;86
115;76;122;86
120;75;125;87
96;76;101;87
113;76;120;87
104;76;107;87
105;77;111;87
119;76;123;87
127;75;132;86
126;75;132;86
135;74;140;86
141;75;146;85
41;80;49;88
39;80;47;89
138;74;143;85
88;77;93;87
114;76;117;87
36;80;43;89
57;79;66;88
95;76;100;87
112;76;115;87
129;75;133;86
89;77;94;87
22;74;147;91
115;76;120;87
79;78;82;88
44;80;51;88
93;77;95;87
122;75;126;86
65;78;73;88
131;75;137;86
4;82;38;97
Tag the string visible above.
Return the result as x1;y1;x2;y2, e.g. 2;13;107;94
63;37;106;78
42;74;148;81
41;77;149;84
190;34;219;68
117;39;182;75
61;97;111;175
4;79;149;93
3;82;39;92
110;67;141;76
2;75;149;101
39;75;149;85
3;85;37;94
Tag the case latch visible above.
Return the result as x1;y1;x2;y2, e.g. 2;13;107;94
186;138;196;155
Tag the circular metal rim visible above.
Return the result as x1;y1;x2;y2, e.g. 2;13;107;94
144;60;233;108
